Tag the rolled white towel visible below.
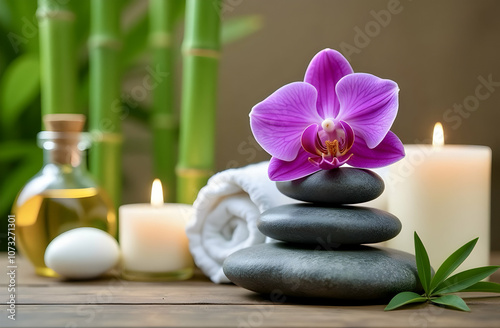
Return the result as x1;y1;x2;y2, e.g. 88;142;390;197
186;161;295;283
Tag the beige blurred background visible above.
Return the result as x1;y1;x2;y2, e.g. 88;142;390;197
122;0;500;250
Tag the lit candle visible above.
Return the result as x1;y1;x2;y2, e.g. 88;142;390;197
119;179;194;281
386;123;491;271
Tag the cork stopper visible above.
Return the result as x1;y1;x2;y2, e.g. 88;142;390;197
43;114;86;133
42;114;86;165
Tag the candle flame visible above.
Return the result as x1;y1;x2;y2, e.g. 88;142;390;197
151;179;164;206
432;122;444;147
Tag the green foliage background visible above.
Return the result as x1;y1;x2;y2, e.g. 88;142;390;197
0;0;261;251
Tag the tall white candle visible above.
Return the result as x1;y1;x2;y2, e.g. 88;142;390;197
386;123;491;271
360;166;390;211
119;179;194;280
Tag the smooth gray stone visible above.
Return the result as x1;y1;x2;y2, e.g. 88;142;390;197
223;243;422;300
276;168;384;204
258;204;401;245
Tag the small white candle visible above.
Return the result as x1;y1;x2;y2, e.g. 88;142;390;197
119;179;194;280
386;123;491;271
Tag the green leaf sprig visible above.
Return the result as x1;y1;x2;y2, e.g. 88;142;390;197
385;232;500;312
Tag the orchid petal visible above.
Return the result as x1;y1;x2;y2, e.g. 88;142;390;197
301;124;325;155
337;120;355;154
250;82;322;161
268;148;319;181
304;49;353;119
336;73;399;149
347;131;405;168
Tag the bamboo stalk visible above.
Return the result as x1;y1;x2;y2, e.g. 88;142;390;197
177;0;221;204
88;0;122;208
37;0;77;115
149;0;178;202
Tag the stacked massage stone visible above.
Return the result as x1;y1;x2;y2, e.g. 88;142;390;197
223;168;422;301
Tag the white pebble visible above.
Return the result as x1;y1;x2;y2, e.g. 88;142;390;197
44;227;120;279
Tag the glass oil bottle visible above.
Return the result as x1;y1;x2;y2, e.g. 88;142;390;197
11;114;117;277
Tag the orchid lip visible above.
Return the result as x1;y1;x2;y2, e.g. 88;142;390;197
301;120;355;170
308;153;353;170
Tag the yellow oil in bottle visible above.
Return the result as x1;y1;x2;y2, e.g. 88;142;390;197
12;188;116;277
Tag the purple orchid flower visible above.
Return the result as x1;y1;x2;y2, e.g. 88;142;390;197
250;48;405;181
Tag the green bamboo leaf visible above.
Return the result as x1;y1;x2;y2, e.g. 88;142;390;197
0;54;40;128
429;238;478;294
0;0;13;30
433;266;500;295
0;25;13;73
458;281;500;293
8;0;37;29
0;153;42;215
4;0;38;53
221;15;263;45
384;292;427;311
431;295;470;312
0;141;39;161
414;232;432;294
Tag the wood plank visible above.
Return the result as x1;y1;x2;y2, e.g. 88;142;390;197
8;286;500;306
11;284;272;305
2;302;500;328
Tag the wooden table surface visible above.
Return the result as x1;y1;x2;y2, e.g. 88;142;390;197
1;254;500;328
